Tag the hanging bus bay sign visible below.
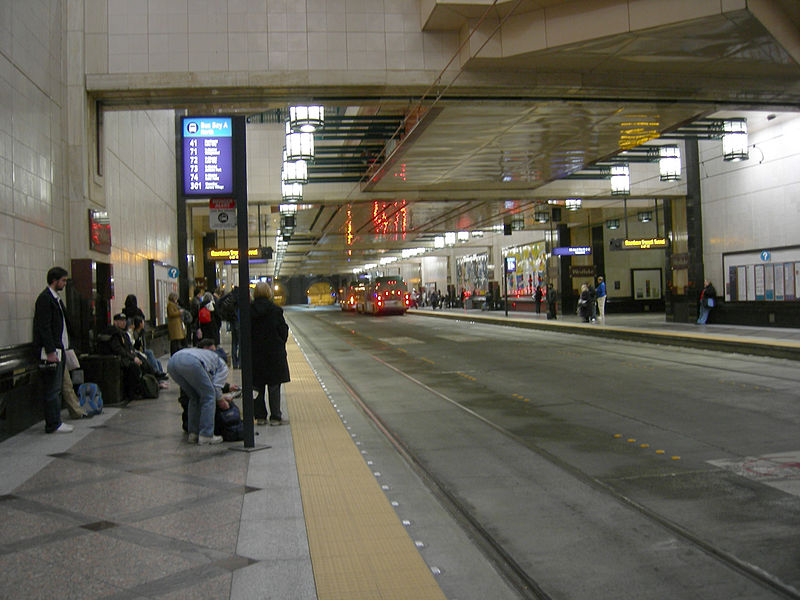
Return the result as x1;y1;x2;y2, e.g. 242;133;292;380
182;117;234;196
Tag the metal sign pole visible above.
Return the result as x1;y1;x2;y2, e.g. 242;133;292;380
230;116;266;452
503;257;509;317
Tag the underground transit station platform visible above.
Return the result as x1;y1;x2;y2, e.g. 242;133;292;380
3;1;800;599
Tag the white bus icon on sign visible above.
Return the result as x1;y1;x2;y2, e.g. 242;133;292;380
187;122;198;134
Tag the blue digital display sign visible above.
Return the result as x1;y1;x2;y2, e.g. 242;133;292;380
182;117;234;196
553;246;592;256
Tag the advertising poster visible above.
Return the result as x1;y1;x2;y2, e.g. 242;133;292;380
764;264;775;300
796;263;800;299
754;264;765;300
785;263;796;301
737;266;747;301
774;264;785;300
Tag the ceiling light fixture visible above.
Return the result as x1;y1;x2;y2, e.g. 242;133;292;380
285;121;314;161
658;145;681;181
281;149;308;185
606;219;620;230
281;182;303;201
610;164;630;196
565;198;582;211
288;105;324;133
722;118;748;161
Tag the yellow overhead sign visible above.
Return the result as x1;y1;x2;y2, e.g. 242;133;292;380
622;238;667;250
208;248;261;261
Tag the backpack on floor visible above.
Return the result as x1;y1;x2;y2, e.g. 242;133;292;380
78;382;103;416
215;400;243;441
140;373;160;399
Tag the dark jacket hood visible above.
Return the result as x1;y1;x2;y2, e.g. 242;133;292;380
252;296;278;317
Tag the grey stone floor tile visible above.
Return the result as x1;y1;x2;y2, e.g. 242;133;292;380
22;531;205;590
158;571;233;600
0;505;79;545
231;559;317;600
0;550;123;600
237;517;311;562
241;488;304;521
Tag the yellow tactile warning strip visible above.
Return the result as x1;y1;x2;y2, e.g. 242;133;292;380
285;337;447;600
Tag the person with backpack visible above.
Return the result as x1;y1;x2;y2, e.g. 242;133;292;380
198;292;220;345
216;286;240;369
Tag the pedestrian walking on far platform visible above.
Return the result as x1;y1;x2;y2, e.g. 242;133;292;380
596;276;607;321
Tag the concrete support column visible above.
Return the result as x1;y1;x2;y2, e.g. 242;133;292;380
685;137;705;321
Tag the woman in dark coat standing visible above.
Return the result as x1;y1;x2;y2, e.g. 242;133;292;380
250;282;290;425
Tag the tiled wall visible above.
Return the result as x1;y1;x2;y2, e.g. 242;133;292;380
0;0;178;347
700;114;800;290
103;110;178;318
87;0;457;75
0;0;67;348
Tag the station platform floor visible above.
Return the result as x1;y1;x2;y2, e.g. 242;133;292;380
408;306;800;361
1;310;798;600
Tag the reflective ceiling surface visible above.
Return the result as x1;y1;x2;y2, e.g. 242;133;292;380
177;3;800;278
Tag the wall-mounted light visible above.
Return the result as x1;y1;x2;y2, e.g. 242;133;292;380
610;164;630;196
658;145;681;181
434;236;445;248
722;118;748;161
457;231;469;242
637;211;653;223
534;209;549;223
565;198;582;211
444;231;456;246
288;105;324;133
606;219;620;230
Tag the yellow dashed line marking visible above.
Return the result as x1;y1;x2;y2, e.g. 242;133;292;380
420;357;435;365
614;434;677;460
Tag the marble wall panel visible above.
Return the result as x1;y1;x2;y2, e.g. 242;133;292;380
700;115;800;288
92;0;455;76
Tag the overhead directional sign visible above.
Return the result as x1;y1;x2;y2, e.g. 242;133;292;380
553;246;591;256
182;117;234;196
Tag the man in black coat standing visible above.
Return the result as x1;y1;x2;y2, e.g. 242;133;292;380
250;282;290;426
33;266;73;433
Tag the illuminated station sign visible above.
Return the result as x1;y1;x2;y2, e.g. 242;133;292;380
182;117;234;196
610;238;668;250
